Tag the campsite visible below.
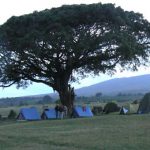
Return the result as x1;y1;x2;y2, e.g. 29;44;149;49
0;97;149;150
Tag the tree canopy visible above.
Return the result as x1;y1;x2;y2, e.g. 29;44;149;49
0;3;150;110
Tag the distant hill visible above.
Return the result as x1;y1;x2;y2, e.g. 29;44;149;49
1;74;150;105
75;74;150;96
27;74;150;98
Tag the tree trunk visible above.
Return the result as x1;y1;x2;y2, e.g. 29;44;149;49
53;74;75;116
58;84;75;116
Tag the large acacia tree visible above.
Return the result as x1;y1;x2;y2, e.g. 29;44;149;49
0;3;150;111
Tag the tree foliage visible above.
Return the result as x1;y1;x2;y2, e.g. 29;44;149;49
95;92;102;97
0;3;150;110
8;110;17;119
38;95;53;104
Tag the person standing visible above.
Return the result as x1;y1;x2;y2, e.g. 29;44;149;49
55;104;59;119
63;105;68;118
59;104;64;119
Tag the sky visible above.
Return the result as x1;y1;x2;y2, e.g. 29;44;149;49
0;0;150;98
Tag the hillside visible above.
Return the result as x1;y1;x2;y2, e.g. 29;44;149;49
21;74;150;98
75;74;150;96
1;74;150;105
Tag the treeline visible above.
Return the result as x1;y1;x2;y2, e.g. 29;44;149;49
0;92;145;107
0;95;54;107
75;92;144;103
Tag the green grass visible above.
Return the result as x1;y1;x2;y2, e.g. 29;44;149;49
0;114;149;150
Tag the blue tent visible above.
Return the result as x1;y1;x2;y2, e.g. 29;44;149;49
41;108;57;119
17;107;41;121
73;106;93;117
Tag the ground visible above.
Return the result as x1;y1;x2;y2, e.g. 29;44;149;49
0;114;149;150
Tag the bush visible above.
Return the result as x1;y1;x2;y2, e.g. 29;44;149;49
92;106;103;115
8;110;17;119
103;102;120;114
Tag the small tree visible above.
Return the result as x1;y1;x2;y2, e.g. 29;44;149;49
8;110;17;119
95;92;102;102
95;92;102;97
103;102;120;114
43;95;52;103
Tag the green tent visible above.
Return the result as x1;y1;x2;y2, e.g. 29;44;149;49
138;93;150;113
120;104;139;114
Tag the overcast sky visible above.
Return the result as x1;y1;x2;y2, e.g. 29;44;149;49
0;0;150;98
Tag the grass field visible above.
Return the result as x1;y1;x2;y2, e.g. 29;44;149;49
0;114;149;150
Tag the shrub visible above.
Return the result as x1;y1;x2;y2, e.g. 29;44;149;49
8;110;17;119
103;102;120;114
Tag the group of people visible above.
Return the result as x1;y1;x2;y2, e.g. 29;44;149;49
55;104;68;119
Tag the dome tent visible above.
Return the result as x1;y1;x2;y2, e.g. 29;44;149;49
120;104;139;115
138;93;150;114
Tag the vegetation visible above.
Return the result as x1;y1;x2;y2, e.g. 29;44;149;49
0;93;144;108
38;95;53;104
95;92;102;98
8;110;17;119
0;115;149;150
0;3;150;111
0;96;44;107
